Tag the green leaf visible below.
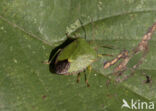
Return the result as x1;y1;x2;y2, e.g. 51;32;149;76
0;0;156;111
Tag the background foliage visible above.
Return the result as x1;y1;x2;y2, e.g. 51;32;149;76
0;0;156;111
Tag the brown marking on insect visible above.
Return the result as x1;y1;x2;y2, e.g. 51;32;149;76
55;59;70;74
104;50;128;69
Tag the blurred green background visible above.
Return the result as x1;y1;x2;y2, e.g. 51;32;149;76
0;0;156;111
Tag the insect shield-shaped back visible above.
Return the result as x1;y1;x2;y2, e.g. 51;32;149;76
53;38;96;75
54;59;70;75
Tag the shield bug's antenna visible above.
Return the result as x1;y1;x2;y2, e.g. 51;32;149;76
79;19;87;40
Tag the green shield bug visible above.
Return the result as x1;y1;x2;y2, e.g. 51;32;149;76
45;20;97;87
45;19;128;87
54;38;96;75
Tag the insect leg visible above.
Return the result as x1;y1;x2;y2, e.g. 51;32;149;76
84;70;90;87
76;73;81;83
